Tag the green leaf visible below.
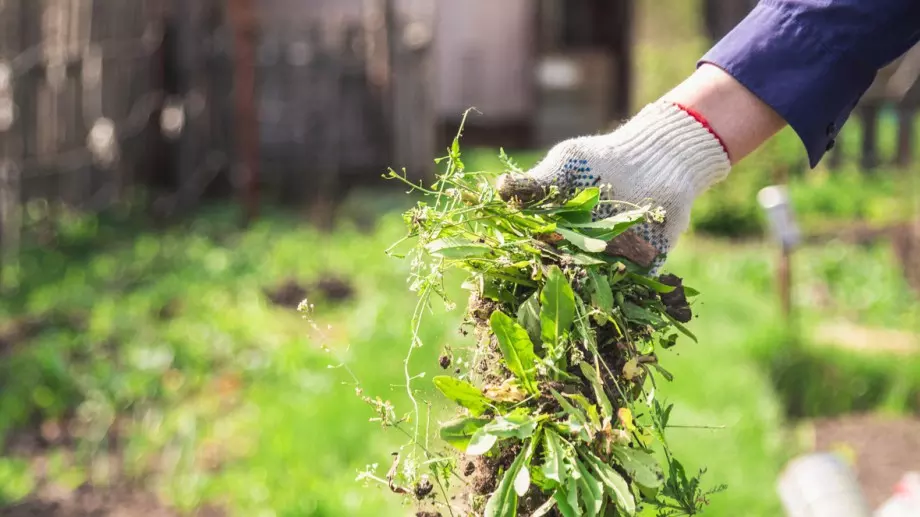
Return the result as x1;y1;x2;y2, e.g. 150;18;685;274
556;227;607;253
578;362;613;420
565;187;601;210
565;208;647;240
554;487;579;517
439;417;490;450
683;285;700;297
530;497;558;517
481;278;518;304
467;428;499;456
566;473;580;515
551;389;591;439
541;430;566;483
611;446;664;489
626;273;677;293
575;456;605;517
662;311;698;343
425;237;492;258
540;266;576;350
564;208;646;229
498;147;523;174
622;302;665;325
433;376;491;415
587;269;613;312
490;311;539;393
451;135;461;156
569;393;601;429
484;445;528;517
651;363;674;382
516;291;543;349
583;450;636;515
482;409;537;439
514;459;531;497
568;253;607;266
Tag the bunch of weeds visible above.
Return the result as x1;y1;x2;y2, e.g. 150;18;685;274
362;113;725;516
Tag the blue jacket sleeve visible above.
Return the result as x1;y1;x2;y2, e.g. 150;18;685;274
701;0;920;167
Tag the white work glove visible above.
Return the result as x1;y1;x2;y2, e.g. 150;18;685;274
497;100;731;262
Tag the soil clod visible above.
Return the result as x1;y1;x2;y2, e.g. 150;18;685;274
264;275;355;309
658;273;692;323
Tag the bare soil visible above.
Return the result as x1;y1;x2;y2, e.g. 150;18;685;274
0;483;222;517
813;414;920;508
1;417;223;517
263;275;355;309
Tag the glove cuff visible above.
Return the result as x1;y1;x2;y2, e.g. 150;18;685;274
615;100;731;197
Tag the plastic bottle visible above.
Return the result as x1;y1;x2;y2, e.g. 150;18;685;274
776;453;872;517
874;472;920;517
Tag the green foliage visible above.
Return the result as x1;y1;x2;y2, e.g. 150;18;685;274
540;266;576;352
2;187;914;517
484;438;534;517
381;128;718;516
491;312;540;394
0;204;432;516
434;376;491;416
757;338;920;418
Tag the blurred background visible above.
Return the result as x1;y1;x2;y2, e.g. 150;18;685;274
0;0;918;516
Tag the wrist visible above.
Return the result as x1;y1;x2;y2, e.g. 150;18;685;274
663;64;786;163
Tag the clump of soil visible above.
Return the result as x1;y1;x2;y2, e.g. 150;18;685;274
264;275;355;309
658;273;692;323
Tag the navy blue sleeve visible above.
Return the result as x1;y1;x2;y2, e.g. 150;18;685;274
701;0;920;167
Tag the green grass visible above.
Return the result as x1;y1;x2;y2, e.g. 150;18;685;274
1;204;448;515
1;196;916;516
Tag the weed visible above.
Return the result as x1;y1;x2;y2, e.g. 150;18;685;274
364;112;724;516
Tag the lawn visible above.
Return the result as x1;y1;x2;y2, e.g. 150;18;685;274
2;1;918;512
1;181;916;516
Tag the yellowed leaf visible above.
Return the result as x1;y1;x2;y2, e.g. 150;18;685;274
483;380;527;403
623;358;642;381
618;407;637;432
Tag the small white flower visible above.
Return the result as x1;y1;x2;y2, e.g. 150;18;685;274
648;207;667;224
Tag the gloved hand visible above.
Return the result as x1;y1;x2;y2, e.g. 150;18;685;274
497;100;731;262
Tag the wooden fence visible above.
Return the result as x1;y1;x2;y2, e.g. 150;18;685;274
0;0;169;289
250;0;436;224
0;0;436;287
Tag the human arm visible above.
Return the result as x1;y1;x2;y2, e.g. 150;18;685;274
498;0;920;263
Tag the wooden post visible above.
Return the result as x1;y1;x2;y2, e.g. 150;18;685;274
779;245;792;319
227;0;259;224
596;0;632;120
0;0;25;292
859;103;880;171
827;137;843;170
758;186;800;329
385;0;435;183
896;104;915;168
